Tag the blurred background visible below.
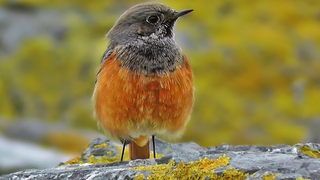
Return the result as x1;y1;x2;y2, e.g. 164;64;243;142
1;0;320;175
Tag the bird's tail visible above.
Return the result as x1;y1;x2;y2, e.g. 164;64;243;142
129;136;150;160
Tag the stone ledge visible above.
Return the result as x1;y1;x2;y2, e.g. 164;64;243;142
1;138;319;180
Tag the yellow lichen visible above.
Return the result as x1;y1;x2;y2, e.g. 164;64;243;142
87;153;127;164
88;155;98;165
116;146;130;161
62;144;165;166
261;172;278;180
219;168;249;179
299;145;320;158
296;177;311;180
96;155;111;164
134;174;145;180
150;151;164;159
93;142;108;149
133;155;247;179
60;156;84;166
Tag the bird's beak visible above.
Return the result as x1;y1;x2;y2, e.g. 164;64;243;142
172;9;193;19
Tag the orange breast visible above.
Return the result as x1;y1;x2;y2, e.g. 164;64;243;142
93;52;193;139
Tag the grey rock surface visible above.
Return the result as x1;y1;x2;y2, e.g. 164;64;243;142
1;138;320;180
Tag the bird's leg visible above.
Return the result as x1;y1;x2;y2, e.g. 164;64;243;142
152;135;156;159
120;139;126;161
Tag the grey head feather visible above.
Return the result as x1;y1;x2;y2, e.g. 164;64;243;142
102;2;192;76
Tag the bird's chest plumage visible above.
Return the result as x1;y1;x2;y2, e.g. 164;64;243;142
93;52;193;139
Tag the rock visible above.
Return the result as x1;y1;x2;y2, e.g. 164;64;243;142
1;138;320;179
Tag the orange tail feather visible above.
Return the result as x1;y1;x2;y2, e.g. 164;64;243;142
129;140;150;160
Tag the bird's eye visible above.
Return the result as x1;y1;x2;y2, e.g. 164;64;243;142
146;15;160;24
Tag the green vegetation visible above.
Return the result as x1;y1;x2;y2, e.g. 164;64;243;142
1;0;320;152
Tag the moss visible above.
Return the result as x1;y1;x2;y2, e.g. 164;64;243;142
133;155;249;180
261;172;278;180
299;145;320;158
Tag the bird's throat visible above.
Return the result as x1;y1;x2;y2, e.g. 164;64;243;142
114;38;184;76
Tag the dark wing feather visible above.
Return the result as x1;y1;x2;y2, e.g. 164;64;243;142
95;49;114;84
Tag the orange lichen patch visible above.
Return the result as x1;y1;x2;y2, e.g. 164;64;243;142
93;53;193;139
298;145;320;158
133;155;248;179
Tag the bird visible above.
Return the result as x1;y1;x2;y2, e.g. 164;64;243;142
92;2;194;161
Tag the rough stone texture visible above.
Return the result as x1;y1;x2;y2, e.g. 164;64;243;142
1;138;320;180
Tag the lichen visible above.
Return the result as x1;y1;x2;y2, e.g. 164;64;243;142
261;172;278;180
60;156;84;166
93;142;108;149
87;152;128;165
60;139;167;167
133;155;249;180
150;151;164;159
219;168;249;179
296;177;311;180
115;146;130;161
134;174;146;180
298;145;320;158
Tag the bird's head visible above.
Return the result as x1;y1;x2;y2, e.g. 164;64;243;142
106;2;193;46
